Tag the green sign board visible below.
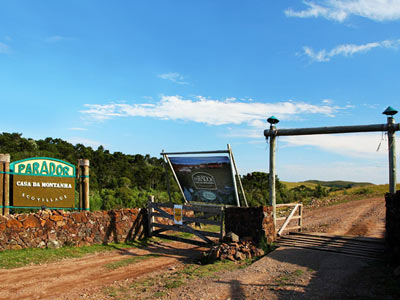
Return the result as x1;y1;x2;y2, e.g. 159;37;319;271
10;157;76;208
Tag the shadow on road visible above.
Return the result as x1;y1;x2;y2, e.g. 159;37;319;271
216;244;399;300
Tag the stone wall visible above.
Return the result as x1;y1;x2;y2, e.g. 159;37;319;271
225;206;276;244
0;208;146;251
0;205;276;251
386;191;400;265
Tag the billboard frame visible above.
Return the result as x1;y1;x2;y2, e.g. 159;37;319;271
161;144;247;207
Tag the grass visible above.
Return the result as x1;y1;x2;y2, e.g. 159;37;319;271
0;240;149;269
108;258;254;300
165;223;221;241
104;254;161;270
331;183;400;197
275;269;306;287
281;181;318;189
152;291;166;298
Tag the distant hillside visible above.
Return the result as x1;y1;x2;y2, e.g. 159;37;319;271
281;181;318;189
282;180;374;190
304;180;373;189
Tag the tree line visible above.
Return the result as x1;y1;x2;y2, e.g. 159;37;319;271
0;132;329;210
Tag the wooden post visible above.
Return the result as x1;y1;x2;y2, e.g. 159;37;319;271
219;207;224;242
0;154;4;215
77;163;82;211
228;144;241;207
264;123;400;137
264;116;400;197
1;154;10;215
298;204;303;232
148;195;155;237
269;125;277;228
79;159;90;211
388;117;397;194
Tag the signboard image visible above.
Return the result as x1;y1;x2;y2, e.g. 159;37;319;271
173;204;183;225
10;158;76;208
169;156;236;205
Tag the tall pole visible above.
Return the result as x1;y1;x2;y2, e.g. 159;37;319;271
79;159;90;211
388;116;397;194
2;154;10;215
269;125;277;228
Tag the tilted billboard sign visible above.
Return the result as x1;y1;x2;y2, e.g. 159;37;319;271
169;156;237;205
10;157;76;208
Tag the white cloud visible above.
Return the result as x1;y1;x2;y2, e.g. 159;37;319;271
68;127;88;131
45;35;66;43
68;137;103;148
80;95;339;126
157;72;189;85
280;162;387;184
285;0;400;22
281;133;390;158
0;42;10;54
303;39;400;62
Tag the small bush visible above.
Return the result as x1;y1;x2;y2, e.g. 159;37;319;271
353;188;373;195
258;236;275;254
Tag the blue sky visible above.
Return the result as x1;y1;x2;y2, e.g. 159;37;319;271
1;1;399;184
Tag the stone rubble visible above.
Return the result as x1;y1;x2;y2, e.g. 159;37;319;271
205;240;265;262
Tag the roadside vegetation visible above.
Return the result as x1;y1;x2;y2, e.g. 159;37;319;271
0;132;391;212
0;241;148;269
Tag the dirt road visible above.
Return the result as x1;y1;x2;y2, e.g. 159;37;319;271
302;197;386;237
0;197;390;300
0;241;205;300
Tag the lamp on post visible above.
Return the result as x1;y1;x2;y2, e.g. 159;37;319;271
267;116;280;127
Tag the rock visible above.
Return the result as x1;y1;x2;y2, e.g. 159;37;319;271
48;230;57;240
11;244;22;250
225;231;240;243
44;220;55;229
7;219;22;229
235;251;246;261
50;215;63;222
23;215;41;228
71;212;88;223
252;248;265;257
227;255;235;261
47;240;60;248
38;241;46;248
